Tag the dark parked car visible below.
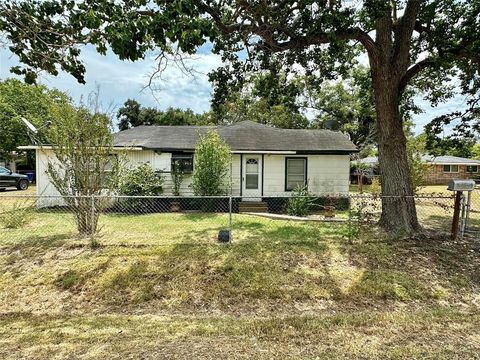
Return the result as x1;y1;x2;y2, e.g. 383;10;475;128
0;166;29;191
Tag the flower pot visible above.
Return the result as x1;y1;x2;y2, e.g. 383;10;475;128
170;201;181;212
324;205;336;218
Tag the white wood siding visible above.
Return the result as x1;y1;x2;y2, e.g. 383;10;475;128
36;149;62;197
35;150;349;198
262;154;350;196
35;150;240;197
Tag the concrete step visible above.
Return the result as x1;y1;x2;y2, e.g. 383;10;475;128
239;201;268;213
239;208;269;213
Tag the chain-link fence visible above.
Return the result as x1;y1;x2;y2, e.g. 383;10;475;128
0;191;478;246
464;188;480;237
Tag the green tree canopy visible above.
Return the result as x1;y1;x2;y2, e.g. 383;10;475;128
214;94;309;129
0;79;70;163
116;99;209;130
304;67;377;148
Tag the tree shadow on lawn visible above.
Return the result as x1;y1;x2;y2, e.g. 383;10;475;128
418;214;451;232
178;218;346;250
97;236;345;310
343;227;480;301
93;219;354;310
4;233;71;252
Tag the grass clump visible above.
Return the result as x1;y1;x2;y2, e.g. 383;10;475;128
100;259;157;304
349;270;432;300
56;270;82;290
0;200;35;229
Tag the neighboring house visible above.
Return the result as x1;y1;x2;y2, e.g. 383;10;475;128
422;155;480;185
350;156;379;184
352;155;480;185
24;121;357;201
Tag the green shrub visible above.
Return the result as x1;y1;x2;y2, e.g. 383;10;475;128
119;163;164;196
287;185;312;217
171;167;184;196
192;130;231;196
0;201;35;229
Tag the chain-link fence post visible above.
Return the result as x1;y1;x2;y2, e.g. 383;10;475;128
90;195;95;243
358;195;364;238
348;194;353;243
228;195;233;242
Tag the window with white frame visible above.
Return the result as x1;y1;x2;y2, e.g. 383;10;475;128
285;158;307;191
443;164;459;173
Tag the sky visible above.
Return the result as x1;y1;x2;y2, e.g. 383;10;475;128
0;44;466;135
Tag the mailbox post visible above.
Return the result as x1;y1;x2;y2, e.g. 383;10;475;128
448;180;476;240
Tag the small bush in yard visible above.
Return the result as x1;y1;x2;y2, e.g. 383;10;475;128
287;185;312;217
118;163;164;213
119;163;164;196
0;201;34;229
192;130;231;196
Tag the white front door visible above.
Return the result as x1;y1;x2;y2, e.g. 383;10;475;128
242;155;262;200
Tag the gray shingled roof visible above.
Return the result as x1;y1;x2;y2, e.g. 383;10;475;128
113;121;357;153
421;155;480;165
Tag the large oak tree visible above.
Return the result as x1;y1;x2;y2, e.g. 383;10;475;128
2;0;479;236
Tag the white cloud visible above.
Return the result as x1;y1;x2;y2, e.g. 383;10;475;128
0;44;222;115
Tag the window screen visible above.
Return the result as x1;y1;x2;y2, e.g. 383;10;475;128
443;165;459;173
171;153;193;173
245;158;259;189
467;165;478;173
286;158;306;191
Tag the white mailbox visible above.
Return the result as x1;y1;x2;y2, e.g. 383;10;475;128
448;179;476;192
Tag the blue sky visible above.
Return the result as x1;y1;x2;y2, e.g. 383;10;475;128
0;44;466;134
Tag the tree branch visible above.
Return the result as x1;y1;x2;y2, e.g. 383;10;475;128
192;0;377;56
398;57;435;93
393;0;423;71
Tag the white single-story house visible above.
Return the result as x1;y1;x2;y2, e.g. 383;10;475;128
23;121;357;201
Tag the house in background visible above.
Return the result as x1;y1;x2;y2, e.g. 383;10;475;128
422;155;480;184
352;154;480;185
26;121;358;202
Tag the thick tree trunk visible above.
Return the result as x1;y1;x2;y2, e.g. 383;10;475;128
372;70;420;236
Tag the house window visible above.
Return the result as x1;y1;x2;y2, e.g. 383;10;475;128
285;157;307;191
171;153;193;173
467;165;478;173
443;165;459;173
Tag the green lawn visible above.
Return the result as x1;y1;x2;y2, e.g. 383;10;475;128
1;209;480;359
